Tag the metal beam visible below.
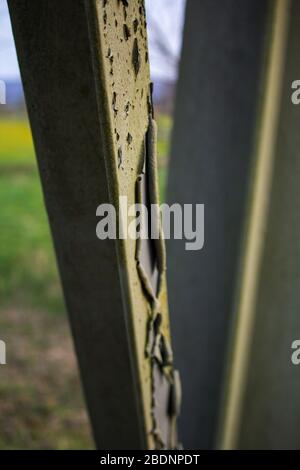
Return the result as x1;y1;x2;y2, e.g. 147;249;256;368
8;0;180;449
167;0;271;449
220;0;300;449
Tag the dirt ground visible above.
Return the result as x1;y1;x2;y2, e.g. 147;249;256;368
0;307;93;449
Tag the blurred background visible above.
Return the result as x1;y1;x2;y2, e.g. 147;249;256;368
0;0;186;449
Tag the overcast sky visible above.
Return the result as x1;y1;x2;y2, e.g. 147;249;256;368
0;0;186;82
0;0;20;79
145;0;186;82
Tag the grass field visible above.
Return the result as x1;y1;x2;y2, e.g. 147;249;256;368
0;113;171;449
0;118;63;313
0;119;35;166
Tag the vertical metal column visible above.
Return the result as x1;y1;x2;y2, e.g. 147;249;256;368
8;0;179;450
220;0;300;449
167;0;271;448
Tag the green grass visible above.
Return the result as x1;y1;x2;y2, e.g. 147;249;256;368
0;171;64;312
157;113;172;162
0;118;64;313
0;118;35;166
157;113;171;200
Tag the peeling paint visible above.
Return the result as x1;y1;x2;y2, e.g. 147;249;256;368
123;23;131;40
112;91;118;116
133;18;139;33
127;132;133;145
135;111;181;448
87;0;180;450
132;38;141;76
118;146;123;168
